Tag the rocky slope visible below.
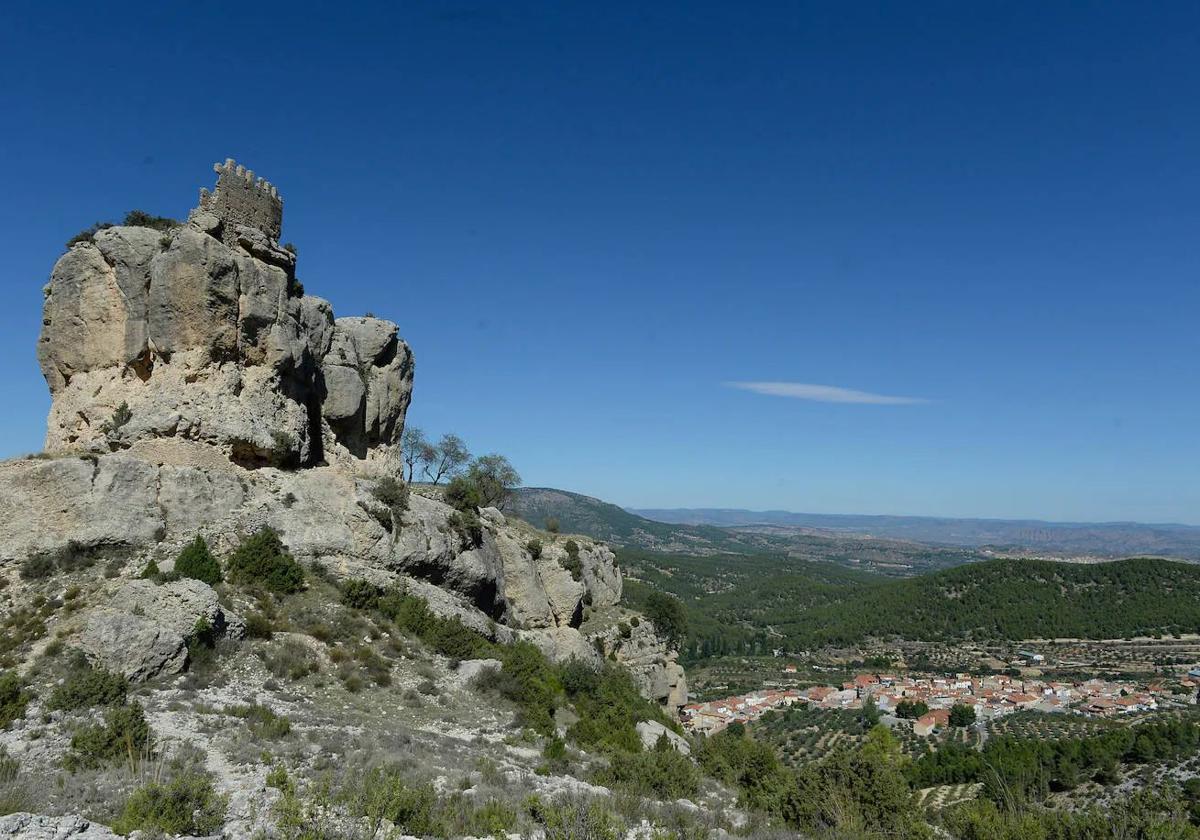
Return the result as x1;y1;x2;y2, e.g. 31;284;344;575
0;162;696;839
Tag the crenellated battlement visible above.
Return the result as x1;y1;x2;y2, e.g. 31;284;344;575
195;157;283;242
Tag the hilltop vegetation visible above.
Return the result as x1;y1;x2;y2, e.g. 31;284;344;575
624;554;1200;656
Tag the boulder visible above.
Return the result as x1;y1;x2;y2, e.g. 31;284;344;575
636;720;691;755
76;578;243;682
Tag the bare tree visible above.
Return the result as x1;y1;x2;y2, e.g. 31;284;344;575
400;426;433;483
423;434;471;484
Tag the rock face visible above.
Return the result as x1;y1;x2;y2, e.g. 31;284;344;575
10;159;684;714
37;160;412;467
76;578;243;682
0;813;125;839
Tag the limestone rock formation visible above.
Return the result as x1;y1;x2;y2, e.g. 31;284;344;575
37;159;412;468
76;578;243;682
9;159;682;712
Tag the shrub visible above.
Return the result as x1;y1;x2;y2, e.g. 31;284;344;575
595;739;700;801
226;703;291;739
122;210;178;231
101;402;133;435
447;509;483;548
0;747;30;817
545;517;560;533
372;476;410;513
346;766;441;837
0;673;30;730
139;558;161;580
527;539;543;560
258;638;320;681
244;611;275;640
112;768;224;835
561;540;583;581
444;476;483;512
566;663;673;755
528;796;623;840
342;578;385;611
66;703;150;770
173;535;222;585
49;662;127;710
226;528;304;594
66;221;114;248
19;554;54;580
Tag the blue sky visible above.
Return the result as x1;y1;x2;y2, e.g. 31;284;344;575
2;2;1198;523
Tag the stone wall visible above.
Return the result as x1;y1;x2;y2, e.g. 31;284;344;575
196;158;283;243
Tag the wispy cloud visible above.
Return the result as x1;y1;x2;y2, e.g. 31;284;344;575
726;381;928;405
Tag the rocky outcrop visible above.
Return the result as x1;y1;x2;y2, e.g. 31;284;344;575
11;159;683;712
77;578;243;682
37;161;412;468
0;814;124;839
636;720;691;754
0;452;621;668
596;616;689;711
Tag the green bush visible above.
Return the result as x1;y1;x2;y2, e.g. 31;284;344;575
527;539;543;560
226;528;304;594
122;210;178;231
0;673;30;730
342;578;385;611
244;611;276;640
112;768;224;835
49;662;127;710
66;703;149;770
346;766;442;837
174;535;222;585
596;738;700;801
0;747;30;817
566;662;674;754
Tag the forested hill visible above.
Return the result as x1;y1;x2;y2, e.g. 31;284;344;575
785;556;1200;646
623;553;1200;658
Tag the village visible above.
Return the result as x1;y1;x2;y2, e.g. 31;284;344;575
681;664;1200;738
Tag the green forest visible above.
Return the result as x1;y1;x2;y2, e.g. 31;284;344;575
622;553;1200;658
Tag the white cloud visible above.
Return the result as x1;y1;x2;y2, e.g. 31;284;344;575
725;381;927;405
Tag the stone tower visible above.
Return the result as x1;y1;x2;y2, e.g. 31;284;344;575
195;158;284;244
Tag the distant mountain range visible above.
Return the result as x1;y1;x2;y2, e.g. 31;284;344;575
631;507;1200;560
508;488;996;575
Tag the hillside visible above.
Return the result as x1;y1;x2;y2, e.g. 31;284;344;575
625;553;1200;656
510;487;993;575
634;507;1200;560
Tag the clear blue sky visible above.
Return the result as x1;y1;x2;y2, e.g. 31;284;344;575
2;2;1198;524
